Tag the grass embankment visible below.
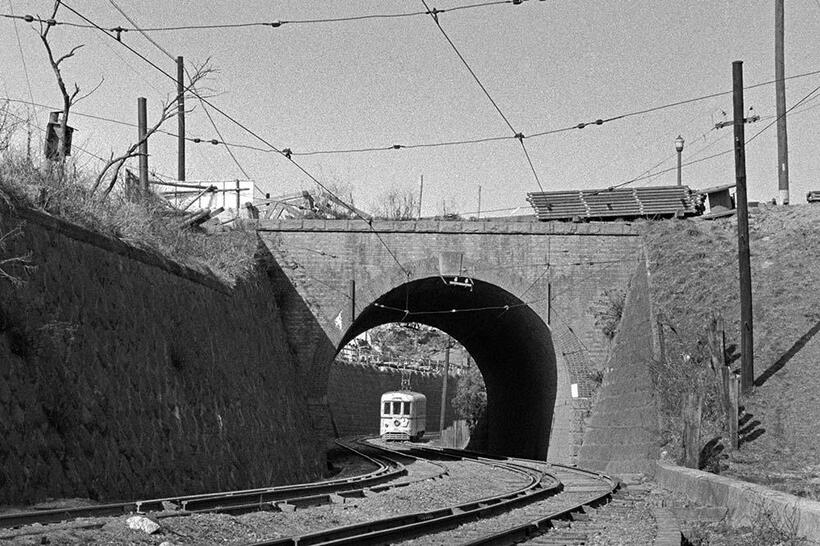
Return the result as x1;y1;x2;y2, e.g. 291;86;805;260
641;204;820;498
0;153;257;283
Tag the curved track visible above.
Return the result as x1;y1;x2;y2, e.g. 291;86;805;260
247;442;613;546
0;439;414;531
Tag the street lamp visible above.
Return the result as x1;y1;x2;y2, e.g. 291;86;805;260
675;135;685;186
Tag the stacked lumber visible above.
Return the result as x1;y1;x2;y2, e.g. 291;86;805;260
527;185;701;221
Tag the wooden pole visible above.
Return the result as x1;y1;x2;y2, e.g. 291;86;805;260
137;97;148;192
177;56;186;182
417;174;424;220
236;179;241;213
775;0;789;205
439;343;450;433
349;279;356;323
733;61;754;395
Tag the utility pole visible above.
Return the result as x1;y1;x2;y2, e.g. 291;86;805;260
137;97;148;192
177;56;186;182
417;174;424;220
775;0;789;205
439;342;450;433
733;61;754;395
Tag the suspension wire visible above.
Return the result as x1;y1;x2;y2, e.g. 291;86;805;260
4;108;107;163
58;0;411;277
418;0;543;191
549;304;595;356
602;79;820;195
108;0;259;191
7;0;35;118
518;138;544;191
1;2;512;32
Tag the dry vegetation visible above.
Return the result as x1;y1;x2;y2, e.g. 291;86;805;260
0;122;257;283
640;203;820;498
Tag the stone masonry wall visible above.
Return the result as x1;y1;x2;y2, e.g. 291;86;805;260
0;207;325;504
259;220;643;461
577;256;661;476
327;362;458;437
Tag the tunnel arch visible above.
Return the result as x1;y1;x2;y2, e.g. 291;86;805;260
339;276;557;460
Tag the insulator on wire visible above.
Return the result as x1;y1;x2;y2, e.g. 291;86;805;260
209;139;219;145
391;144;402;150
192;138;202;143
269;20;282;27
282;147;292;158
24;14;34;22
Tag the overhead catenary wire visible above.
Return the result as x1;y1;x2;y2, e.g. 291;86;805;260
106;0;261;194
6;0;35;113
3;108;108;163
57;1;411;276
607;78;820;194
1;1;513;33
418;0;543;191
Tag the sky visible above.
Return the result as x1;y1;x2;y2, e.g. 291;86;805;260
1;1;820;217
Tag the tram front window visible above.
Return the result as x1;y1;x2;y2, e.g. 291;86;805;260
392;401;402;415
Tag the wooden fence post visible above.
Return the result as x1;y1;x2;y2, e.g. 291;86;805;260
728;373;739;449
683;391;702;468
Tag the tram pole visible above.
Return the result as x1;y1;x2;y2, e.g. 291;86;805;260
439;343;450;433
732;61;754;394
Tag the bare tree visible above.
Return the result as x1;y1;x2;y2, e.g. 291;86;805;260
0;226;35;287
37;1;101;166
373;186;418;220
90;60;215;198
0;100;24;153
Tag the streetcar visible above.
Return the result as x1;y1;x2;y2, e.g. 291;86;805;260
380;391;426;441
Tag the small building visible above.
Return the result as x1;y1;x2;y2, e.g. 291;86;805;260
698;183;736;219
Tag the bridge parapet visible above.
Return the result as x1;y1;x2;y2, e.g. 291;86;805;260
257;218;639;236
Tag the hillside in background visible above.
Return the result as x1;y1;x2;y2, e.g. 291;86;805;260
641;203;820;498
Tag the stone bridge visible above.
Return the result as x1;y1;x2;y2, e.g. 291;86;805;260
258;219;644;460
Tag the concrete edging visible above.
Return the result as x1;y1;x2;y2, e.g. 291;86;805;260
656;462;820;543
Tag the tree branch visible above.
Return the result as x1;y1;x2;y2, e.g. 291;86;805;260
92;59;216;197
54;44;84;67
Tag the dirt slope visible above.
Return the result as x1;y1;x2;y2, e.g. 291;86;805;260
640;203;820;497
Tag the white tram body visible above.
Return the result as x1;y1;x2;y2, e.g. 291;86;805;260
380;391;426;441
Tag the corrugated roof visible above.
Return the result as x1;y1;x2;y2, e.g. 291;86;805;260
527;186;702;221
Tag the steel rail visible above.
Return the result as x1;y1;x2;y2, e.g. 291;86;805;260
249;444;563;546
458;463;618;545
0;439;404;530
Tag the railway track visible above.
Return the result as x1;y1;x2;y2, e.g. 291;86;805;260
247;442;618;546
0;439;428;532
1;440;639;545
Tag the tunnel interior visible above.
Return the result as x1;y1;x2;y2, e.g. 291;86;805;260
340;276;557;459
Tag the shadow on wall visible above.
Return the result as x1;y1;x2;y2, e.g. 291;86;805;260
255;237;342;434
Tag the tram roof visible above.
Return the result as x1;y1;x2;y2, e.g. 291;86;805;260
380;391;426;402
